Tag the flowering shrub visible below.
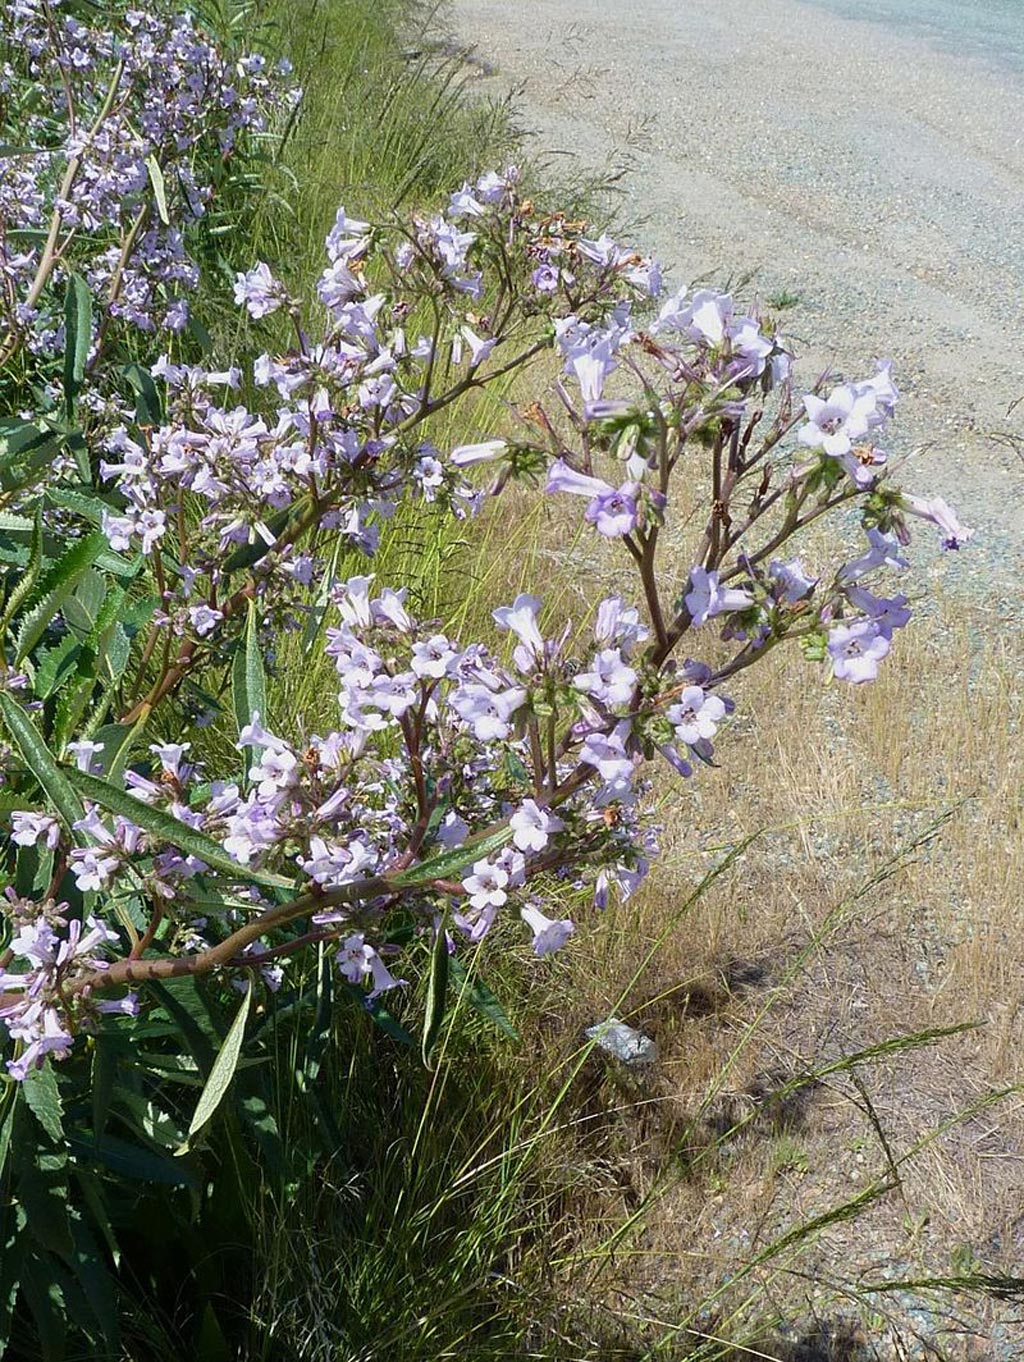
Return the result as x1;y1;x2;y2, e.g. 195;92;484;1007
0;6;973;1100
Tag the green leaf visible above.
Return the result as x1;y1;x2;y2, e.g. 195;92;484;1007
13;530;108;663
342;983;414;1047
44;486;121;527
231;600;266;775
67;1131;197;1187
0;691;85;830
68;1213;120;1350
450;957;519;1040
63;272;92;418
176;981;252;1155
390;826;512;888
122;363;162;427
65;767;294;891
421;921;449;1067
0;505;43;635
19;1255;66;1362
0;1089;18;1174
145;155;170;226
15;1144;72;1257
62;569;106;640
22;1066;64;1144
90;717;147;781
90;1039;119;1142
32;636;81;701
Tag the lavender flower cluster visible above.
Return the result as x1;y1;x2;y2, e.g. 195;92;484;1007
2;579;665;1073
0;0;295;367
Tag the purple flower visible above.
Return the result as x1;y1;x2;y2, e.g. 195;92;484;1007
189;604;224;637
10;812;61;849
336;934;400;995
493;594;545;662
839;529;909;583
768;558;818;604
580;730;634;783
450;440;507;467
798;383;879;457
462;859;509;911
684;567;754;626
666;686;726;745
574;649;637;709
900;494;973;551
844;584;912;638
520;903;574;956
545;460;640;538
827;619;891;683
233;262;285;319
449;682;526;742
510;799;563;854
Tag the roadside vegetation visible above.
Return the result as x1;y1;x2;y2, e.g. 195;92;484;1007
0;1;1019;1360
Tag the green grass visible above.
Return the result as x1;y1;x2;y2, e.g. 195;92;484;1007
251;0;515;276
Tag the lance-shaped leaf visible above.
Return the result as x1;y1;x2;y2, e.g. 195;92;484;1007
390;826;512;888
231;600;266;775
122;363;162;427
421;919;450;1068
450;957;519;1040
0;691;85;830
145;155;169;226
65;767;294;891
63;272;92;418
175;981;252;1155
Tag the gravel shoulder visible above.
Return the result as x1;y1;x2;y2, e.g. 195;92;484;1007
448;0;1024;593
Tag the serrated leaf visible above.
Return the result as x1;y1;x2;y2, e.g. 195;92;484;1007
0;1089;18;1174
64;767;294;891
44;487;120;526
63;272;92;419
62;569;106;640
22;1066;64;1144
0;691;84;830
232;600;266;775
20;1255;66;1362
450;957;519;1040
15;1142;71;1257
14;531;108;664
32;636;81;700
52;663;96;753
421;921;449;1067
390;826;512;888
0;505;43;636
145;154;170;226
68;1212;120;1349
90;1039;118;1142
176;981;252;1155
